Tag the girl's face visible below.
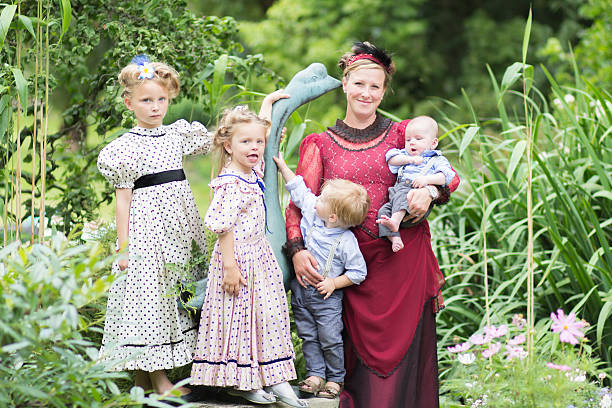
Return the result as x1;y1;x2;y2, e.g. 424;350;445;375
125;81;169;128
224;122;267;174
342;67;386;120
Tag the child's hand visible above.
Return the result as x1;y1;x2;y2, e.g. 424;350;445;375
222;262;247;296
264;89;290;105
316;277;336;300
411;176;427;188
273;151;288;171
118;251;128;270
408;156;424;165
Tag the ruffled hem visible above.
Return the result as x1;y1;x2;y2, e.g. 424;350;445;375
190;357;296;390
99;333;196;372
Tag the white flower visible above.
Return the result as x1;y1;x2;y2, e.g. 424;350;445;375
448;342;471;353
564;94;575;103
553;98;562;106
458;352;476;365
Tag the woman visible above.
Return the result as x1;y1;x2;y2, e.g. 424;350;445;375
284;42;459;407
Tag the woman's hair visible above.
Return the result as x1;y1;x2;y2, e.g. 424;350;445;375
338;41;396;87
118;61;180;100
320;179;371;227
211;106;271;176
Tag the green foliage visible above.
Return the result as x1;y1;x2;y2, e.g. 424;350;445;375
432;59;612;378
574;0;612;87
0;237;123;407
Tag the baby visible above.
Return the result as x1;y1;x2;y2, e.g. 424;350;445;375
376;115;455;252
273;151;370;399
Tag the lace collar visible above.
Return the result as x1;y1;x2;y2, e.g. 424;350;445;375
327;114;392;143
128;125;166;137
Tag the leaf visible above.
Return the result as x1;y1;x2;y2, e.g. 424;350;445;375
0;5;17;50
500;62;522;93
459;126;479;157
522;7;532;64
59;0;72;42
12;68;28;109
285;122;306;158
593;190;612;201
523;64;534;95
506;140;526;182
18;15;35;40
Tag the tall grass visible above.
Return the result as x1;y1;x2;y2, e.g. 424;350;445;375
434;56;612;374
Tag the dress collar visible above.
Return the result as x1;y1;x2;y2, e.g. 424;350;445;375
128;126;166;137
328;114;392;143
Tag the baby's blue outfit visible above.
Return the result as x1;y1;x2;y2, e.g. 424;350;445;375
379;149;454;237
285;175;367;383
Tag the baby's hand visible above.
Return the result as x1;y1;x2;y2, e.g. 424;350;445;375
222;262;247;296
411;177;427;188
316;277;336;300
408;156;424;165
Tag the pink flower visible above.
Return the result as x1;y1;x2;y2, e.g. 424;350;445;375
484;324;508;339
550;309;587;345
546;362;572;371
512;314;526;330
469;332;492;345
504;345;527;360
482;342;501;358
507;334;526;345
447;342;471;353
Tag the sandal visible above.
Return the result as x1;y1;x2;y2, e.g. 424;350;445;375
317;381;343;399
298;376;325;396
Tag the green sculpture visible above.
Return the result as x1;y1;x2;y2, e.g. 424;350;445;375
263;63;341;287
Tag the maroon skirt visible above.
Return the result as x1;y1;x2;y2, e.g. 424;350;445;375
340;223;442;408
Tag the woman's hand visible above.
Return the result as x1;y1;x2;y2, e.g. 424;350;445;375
405;187;433;221
292;249;324;288
222;262;247;296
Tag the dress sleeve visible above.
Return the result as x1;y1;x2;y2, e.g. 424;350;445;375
171;119;212;156
204;179;245;234
284;134;323;257
97;136;139;189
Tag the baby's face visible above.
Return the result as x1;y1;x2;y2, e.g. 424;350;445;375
404;125;437;156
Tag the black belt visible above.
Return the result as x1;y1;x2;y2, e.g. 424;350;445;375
133;169;186;190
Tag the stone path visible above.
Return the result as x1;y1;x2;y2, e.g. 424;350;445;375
184;387;339;408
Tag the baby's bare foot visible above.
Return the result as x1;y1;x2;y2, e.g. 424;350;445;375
389;236;404;252
376;215;401;232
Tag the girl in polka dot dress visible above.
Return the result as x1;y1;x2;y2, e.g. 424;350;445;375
97;56;212;398
191;104;307;407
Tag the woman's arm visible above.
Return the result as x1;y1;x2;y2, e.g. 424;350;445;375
115;188;132;270
218;231;246;296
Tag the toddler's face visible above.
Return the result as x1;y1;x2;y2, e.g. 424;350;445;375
314;193;333;222
125;81;169;129
224;122;266;174
404;125;438;156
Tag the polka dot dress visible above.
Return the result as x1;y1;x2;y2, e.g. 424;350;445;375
191;167;296;390
97;119;211;372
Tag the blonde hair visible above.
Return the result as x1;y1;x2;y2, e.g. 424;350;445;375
211;107;271;176
320;179;371;227
118;61;180;100
338;42;396;88
405;115;439;140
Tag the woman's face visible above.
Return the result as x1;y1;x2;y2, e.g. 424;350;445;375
342;67;386;120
